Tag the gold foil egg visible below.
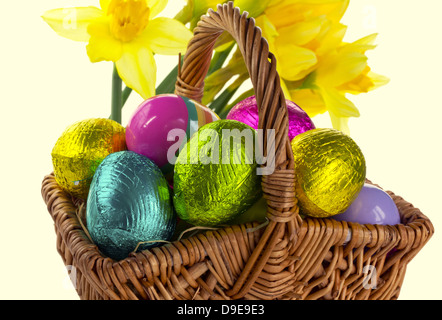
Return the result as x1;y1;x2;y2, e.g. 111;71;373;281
290;128;366;218
51;118;126;199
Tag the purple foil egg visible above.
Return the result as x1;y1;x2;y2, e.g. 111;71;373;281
333;183;401;226
226;95;315;140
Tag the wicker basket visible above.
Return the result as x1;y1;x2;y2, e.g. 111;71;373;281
41;2;434;300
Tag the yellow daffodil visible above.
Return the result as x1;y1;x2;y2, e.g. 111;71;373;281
236;0;388;133
260;0;350;82
289;33;389;133
42;0;193;99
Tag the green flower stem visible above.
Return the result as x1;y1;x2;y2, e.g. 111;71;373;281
111;64;122;124
122;86;133;106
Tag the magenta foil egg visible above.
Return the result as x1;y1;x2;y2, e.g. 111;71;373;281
125;94;219;180
226;95;315;140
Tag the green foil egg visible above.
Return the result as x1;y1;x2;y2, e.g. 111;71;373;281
173;120;262;227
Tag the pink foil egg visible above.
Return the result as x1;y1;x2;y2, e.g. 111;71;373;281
126;94;220;179
226;95;315;140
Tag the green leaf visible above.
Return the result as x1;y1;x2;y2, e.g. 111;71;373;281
210;74;248;116
208;43;235;76
220;87;254;117
156;59;182;95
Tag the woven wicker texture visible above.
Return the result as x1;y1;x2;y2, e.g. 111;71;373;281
41;2;434;300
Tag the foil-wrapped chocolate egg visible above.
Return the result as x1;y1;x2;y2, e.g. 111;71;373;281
333;183;401;225
126;94;220;180
51;118;126;199
86;151;176;260
227;197;268;225
291;128;366;218
173;120;262;227
227;95;315;140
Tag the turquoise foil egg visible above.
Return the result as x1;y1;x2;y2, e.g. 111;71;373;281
86;151;176;260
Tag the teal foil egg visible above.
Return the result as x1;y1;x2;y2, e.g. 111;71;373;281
86;151;176;260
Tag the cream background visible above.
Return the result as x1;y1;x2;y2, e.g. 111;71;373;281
0;0;441;300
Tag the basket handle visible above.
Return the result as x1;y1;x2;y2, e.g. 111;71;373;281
175;1;301;299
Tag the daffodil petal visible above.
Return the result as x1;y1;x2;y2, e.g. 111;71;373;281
290;88;326;117
265;3;306;28
337;66;389;94
266;0;349;28
366;71;390;90
352;33;378;46
100;0;111;13
139;17;192;55
341;33;378;55
297;0;350;22
280;79;291;104
329;111;350;135
86;18;123;62
42;7;103;42
274;44;317;81
318;51;367;86
147;0;168;18
116;44;156;99
321;0;350;23
315;22;347;55
256;15;279;45
320;88;360;118
337;73;373;94
277;16;326;46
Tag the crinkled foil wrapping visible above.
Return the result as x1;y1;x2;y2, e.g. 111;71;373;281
227;95;316;141
86;151;176;261
173;120;262;227
51;118;126;199
291;128;366;218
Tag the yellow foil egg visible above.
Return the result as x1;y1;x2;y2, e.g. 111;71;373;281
290;128;366;218
51;118;126;199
